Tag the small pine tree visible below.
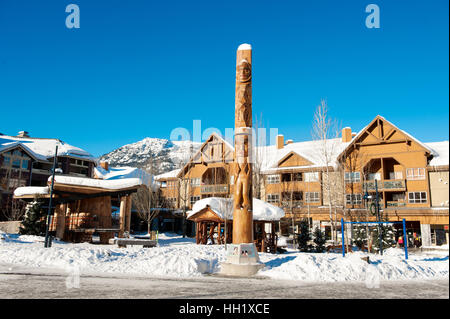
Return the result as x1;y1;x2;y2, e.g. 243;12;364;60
297;219;311;252
352;224;368;250
19;199;46;236
313;227;326;253
371;224;396;252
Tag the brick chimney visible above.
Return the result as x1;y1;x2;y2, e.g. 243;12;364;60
276;134;284;149
17;131;30;138
286;139;293;145
100;161;109;171
342;127;352;143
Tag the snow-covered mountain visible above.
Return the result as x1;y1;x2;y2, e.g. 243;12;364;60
99;138;201;175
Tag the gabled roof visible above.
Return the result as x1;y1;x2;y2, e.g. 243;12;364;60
337;115;434;160
177;132;234;178
0;135;95;162
0;141;47;161
259;138;350;173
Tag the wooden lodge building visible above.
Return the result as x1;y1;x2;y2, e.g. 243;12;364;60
0;131;96;220
156;116;449;247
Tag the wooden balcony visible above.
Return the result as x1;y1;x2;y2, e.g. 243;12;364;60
386;201;406;207
364;179;406;191
200;184;229;194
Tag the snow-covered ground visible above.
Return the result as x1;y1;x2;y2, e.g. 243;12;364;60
0;231;448;282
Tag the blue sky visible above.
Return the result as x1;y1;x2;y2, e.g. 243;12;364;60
0;0;448;157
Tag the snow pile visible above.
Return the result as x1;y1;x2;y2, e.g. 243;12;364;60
94;166;153;187
50;175;143;190
187;197;285;221
259;249;449;282
14;186;49;197
0;233;448;282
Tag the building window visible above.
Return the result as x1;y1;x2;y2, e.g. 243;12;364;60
346;194;362;205
406;168;425;180
190;196;200;205
12;159;21;168
21;160;29;170
2;155;11;167
305;192;320;203
190;178;201;187
345;172;361;183
292;173;302;181
367;173;381;181
304;172;319;182
267;194;279;204
167;180;176;189
408;192;427;203
267;174;280;184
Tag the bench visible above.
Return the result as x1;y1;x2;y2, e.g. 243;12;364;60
109;238;157;248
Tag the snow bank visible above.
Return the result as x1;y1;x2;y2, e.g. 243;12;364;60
0;233;448;282
187;197;285;221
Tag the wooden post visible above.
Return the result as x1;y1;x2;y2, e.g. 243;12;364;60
126;195;132;234
119;196;127;237
232;44;253;244
55;203;67;240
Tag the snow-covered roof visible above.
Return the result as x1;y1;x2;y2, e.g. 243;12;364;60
258;138;350;173
14;186;49;197
155;168;181;181
187;197;285;221
0;135;95;162
426;141;449;167
51;175;143;190
94;166;153;186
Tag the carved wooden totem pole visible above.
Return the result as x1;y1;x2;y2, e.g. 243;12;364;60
233;44;253;245
221;43;264;277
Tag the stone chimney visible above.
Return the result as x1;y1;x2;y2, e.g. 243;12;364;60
17;131;30;138
100;161;109;171
286;139;293;145
276;134;284;149
342;127;352;143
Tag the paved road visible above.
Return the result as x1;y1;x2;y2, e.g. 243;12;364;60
0;264;447;299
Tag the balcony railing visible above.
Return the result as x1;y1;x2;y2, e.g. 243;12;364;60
364;179;405;190
200;184;229;194
386;201;406;207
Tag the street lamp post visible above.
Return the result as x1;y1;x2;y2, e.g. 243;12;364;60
44;145;58;248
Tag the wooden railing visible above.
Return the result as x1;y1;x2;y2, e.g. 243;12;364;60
200;184;228;194
386;201;406;207
364;179;405;190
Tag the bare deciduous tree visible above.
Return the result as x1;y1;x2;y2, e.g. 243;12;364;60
312;99;340;243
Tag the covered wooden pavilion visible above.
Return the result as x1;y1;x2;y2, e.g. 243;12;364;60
14;176;144;243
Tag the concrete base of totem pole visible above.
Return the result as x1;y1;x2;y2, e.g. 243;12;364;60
220;243;265;277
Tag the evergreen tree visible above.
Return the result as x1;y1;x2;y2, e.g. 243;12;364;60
19;198;46;236
371;224;396;252
297;219;311;252
313;227;326;253
352;224;368;250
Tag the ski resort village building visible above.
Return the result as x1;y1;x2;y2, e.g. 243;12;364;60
156;116;449;247
0;131;97;220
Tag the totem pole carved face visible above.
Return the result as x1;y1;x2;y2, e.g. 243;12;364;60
239;60;251;83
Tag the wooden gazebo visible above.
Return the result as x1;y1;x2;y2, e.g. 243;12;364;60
14;176;143;243
187;204;280;253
